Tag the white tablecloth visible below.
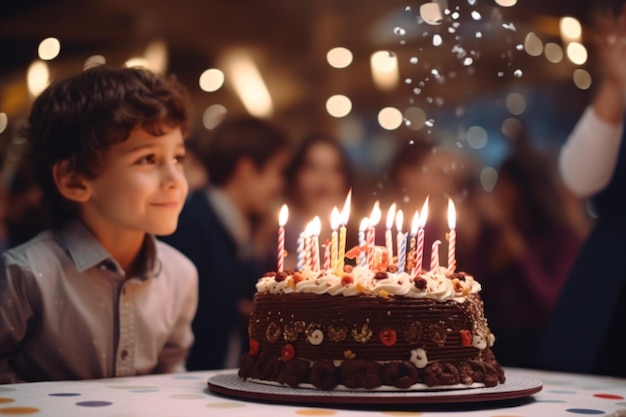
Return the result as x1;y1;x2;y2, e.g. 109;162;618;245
1;367;626;416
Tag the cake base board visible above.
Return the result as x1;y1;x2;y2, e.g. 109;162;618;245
207;371;542;406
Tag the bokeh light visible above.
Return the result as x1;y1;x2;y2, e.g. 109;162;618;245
144;40;168;73
567;42;587;65
420;2;443;25
27;60;49;96
203;104;228;129
327;47;353;68
480;167;498;192
38;37;60;60
524;32;543;57
0;112;7;134
370;51;399;90
544;43;564;63
560;16;582;42
84;55;106;70
377;107;403;130
125;57;149;68
501;117;523;140
403;106;427;131
199;68;225;92
505;92;527;115
466;125;488;149
495;0;517;6
573;68;592;90
326;95;352;118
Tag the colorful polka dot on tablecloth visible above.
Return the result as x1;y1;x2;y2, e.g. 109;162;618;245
565;409;606;415
75;401;112;407
0;400;14;405
594;393;625;400
0;407;40;415
48;393;80;397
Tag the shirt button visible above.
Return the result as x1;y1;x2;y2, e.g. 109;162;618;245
121;350;128;360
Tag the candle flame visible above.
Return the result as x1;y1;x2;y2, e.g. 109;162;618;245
278;204;289;226
447;198;456;230
311;216;321;235
331;206;340;230
411;210;420;236
419;196;429;228
303;221;312;236
395;209;404;232
369;201;382;226
386;202;397;229
359;217;370;232
340;189;352;225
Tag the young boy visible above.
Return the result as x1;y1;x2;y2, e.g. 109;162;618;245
0;65;198;383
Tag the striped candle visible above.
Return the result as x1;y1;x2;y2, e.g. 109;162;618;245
367;201;381;269
395;210;406;272
447;198;457;273
277;204;288;272
359;217;369;267
385;203;396;261
430;240;441;272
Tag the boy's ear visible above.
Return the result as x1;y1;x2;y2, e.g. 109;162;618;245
52;161;91;202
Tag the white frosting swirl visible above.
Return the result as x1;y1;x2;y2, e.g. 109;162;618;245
255;265;481;302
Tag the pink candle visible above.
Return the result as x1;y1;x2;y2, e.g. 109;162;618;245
409;210;419;272
447;198;456;273
311;216;321;272
385;203;396;261
415;197;428;275
430;240;441;272
323;239;330;271
277;204;288;272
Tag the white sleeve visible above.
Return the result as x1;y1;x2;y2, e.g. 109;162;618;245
559;106;624;198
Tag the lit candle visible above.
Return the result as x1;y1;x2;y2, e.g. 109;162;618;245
277;204;288;272
430;239;442;272
303;221;312;271
338;189;352;275
396;210;407;272
385;202;396;261
323;239;330;271
409;210;419;273
311;216;321;272
414;197;429;276
330;207;340;273
367;201;381;269
447;198;457;273
358;217;369;267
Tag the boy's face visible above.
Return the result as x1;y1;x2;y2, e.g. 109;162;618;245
80;125;188;236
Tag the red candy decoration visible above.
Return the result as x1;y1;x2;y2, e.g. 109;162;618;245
460;330;472;347
281;344;295;362
249;339;260;356
379;329;397;346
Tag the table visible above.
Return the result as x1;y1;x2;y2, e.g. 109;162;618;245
1;368;626;416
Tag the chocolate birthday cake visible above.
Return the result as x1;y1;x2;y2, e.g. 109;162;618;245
238;261;505;390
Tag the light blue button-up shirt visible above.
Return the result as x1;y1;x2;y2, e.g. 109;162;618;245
0;220;198;383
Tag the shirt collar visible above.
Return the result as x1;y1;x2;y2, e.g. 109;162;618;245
56;219;160;279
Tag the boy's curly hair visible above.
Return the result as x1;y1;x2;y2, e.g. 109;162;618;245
22;65;189;228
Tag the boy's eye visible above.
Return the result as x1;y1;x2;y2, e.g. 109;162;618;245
137;154;156;164
174;153;186;164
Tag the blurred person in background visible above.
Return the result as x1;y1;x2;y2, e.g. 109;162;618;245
386;137;481;269
473;141;581;369
160;116;289;370
282;133;353;270
540;4;626;376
